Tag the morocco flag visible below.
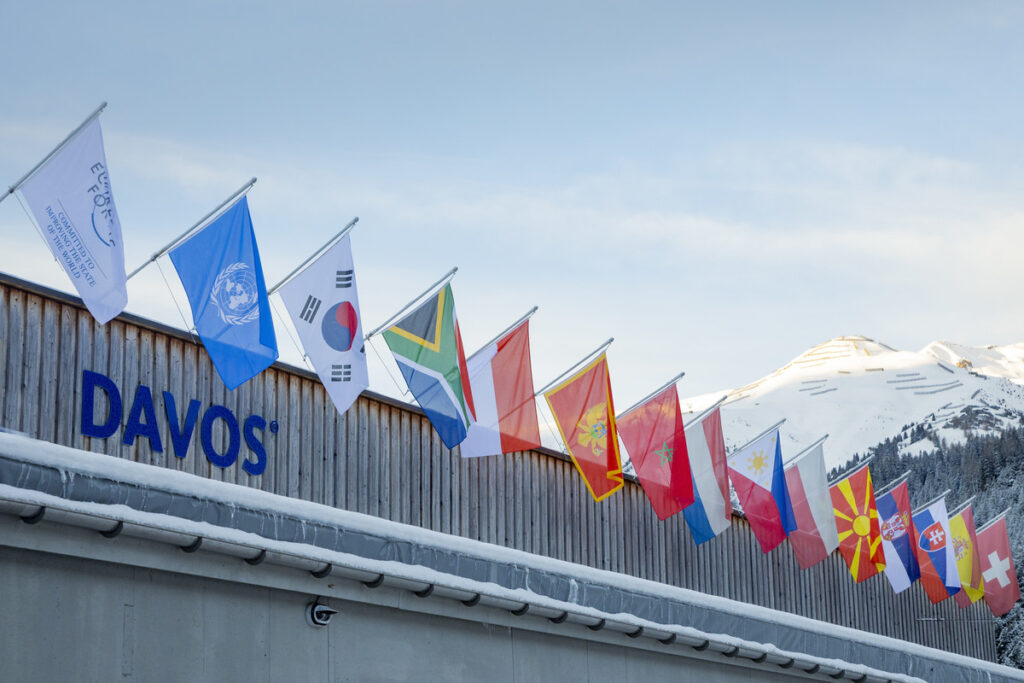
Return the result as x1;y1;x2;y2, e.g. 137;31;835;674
830;463;885;583
617;386;694;520
459;318;541;458
544;354;623;502
976;514;1020;617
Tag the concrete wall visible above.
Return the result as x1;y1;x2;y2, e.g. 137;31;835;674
0;536;803;682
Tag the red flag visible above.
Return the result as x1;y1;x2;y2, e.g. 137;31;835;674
976;515;1021;617
544;354;623;502
617;386;694;520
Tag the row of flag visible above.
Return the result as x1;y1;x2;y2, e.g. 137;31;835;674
5;106;1020;620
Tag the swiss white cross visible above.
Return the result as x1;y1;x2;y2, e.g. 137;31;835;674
927;528;945;546
983;551;1012;588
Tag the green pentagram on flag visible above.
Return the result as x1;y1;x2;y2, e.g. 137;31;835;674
655;441;673;466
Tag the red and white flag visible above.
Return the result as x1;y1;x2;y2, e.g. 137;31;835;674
617;386;694;520
976;514;1021;617
459;318;541;458
784;442;839;569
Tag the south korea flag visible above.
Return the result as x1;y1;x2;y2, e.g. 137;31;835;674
279;234;368;416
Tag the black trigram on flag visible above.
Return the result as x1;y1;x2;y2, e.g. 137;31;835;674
336;269;354;288
331;364;352;382
299;295;322;324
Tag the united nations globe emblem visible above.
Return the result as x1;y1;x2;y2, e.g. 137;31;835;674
210;262;260;326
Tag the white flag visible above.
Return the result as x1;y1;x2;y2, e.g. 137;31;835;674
18;117;127;324
279;235;369;415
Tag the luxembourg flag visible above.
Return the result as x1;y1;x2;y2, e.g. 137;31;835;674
728;428;797;553
681;407;731;545
459;317;542;458
912;497;961;604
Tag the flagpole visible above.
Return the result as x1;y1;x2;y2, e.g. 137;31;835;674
364;267;458;340
948;496;977;517
535;338;614;396
467;306;538;361
267;216;359;296
782;433;829;467
2;102;108;205
616;371;686;420
727;419;787;459
126;177;257;280
682;394;729;429
827;454;875;485
874;469;913;497
978;507;1013;532
911;489;952;516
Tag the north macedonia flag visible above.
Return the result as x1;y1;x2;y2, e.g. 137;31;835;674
544;354;623;502
830;463;886;582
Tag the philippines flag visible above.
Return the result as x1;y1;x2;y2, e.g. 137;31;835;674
875;481;920;593
728;429;797;553
681;408;731;545
783;442;839;569
912;498;961;603
459;318;541;458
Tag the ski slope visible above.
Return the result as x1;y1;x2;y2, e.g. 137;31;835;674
680;336;1024;469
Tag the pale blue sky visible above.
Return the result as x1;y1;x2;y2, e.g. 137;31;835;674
2;1;1023;409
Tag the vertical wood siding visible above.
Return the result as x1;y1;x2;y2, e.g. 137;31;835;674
0;276;998;661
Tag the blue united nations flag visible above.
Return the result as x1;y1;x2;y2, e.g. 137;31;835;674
169;196;278;390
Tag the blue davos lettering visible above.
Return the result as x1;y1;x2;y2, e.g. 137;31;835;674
81;370;122;439
123;385;163;452
201;405;240;468
163;391;201;459
242;415;267;476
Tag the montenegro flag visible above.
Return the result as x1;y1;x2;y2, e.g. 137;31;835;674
544;354;624;502
830;463;886;583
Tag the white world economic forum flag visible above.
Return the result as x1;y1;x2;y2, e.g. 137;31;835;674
278;235;369;416
17;117;127;324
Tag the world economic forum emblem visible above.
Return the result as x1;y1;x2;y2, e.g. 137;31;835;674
210;262;260;326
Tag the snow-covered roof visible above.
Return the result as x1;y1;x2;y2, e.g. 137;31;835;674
0;432;1020;683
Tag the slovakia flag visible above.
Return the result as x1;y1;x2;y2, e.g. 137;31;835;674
912;498;961;603
727;429;797;553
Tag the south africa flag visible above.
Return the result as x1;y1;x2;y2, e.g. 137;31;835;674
382;284;476;448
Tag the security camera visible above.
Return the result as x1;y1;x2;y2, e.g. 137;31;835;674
306;601;338;627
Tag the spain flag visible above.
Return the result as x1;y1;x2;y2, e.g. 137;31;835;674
544;354;624;502
830;463;886;582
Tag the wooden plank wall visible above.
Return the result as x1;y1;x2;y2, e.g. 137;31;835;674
0;275;997;661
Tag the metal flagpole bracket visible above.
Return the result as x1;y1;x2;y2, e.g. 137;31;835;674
364;267;459;341
827;454;876;486
948;496;976;517
2;102;108;205
616;370;686;420
873;469;913;497
978;507;1013;532
782;433;829;467
267;216;360;296
911;488;952;516
681;394;729;430
467;306;539;361
727;418;787;460
126;177;257;280
534;338;614;397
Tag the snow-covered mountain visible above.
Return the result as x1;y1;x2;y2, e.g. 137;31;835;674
680;336;1024;469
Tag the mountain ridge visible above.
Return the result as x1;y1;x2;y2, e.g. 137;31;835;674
680;335;1024;468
